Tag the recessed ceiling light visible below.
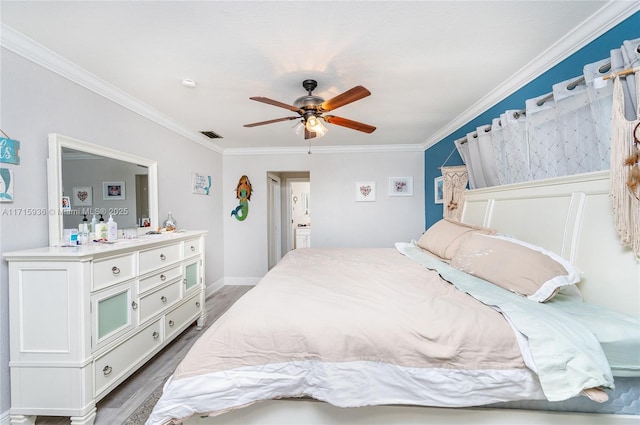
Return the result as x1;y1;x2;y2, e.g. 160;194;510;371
182;79;196;88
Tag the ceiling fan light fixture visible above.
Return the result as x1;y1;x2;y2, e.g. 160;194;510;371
293;121;305;135
305;115;327;137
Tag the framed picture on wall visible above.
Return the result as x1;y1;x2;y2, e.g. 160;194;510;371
434;176;444;204
61;196;71;210
72;186;92;207
103;181;125;200
355;181;376;202
388;177;413;196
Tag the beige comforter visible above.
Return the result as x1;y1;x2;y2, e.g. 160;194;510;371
148;248;543;424
176;247;524;377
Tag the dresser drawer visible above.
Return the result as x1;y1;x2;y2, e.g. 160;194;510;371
92;253;136;291
138;265;182;294
139;243;181;275
138;280;181;324
183;238;201;258
93;319;162;398
165;294;202;341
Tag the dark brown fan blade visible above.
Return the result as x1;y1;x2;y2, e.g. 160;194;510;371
318;86;371;112
243;116;299;127
322;115;376;133
250;97;302;113
304;127;316;139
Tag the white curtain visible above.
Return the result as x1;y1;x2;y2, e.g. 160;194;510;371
455;37;640;189
526;92;561;180
502;110;529;184
584;58;614;170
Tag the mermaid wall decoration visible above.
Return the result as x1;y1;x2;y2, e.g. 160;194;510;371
0;168;13;202
231;175;252;221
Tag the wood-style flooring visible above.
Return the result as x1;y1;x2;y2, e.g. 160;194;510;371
35;285;252;425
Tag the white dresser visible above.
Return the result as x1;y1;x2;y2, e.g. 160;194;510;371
4;230;207;425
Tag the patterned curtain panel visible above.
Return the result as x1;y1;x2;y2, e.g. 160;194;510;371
454;37;639;190
441;166;469;222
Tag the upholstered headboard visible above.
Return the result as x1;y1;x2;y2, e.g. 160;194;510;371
461;170;640;319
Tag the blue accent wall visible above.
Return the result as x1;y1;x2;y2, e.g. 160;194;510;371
424;11;640;229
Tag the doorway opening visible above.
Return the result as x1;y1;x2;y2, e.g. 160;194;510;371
267;171;310;270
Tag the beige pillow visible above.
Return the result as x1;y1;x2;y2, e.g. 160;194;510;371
450;233;581;302
416;218;495;260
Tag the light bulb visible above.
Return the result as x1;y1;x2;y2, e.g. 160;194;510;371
305;116;319;130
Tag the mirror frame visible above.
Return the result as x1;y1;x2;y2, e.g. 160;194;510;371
47;133;158;246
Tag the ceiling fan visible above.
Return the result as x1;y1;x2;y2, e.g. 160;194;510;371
243;79;376;139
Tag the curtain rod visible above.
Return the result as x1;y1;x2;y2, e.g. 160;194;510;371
602;65;640;82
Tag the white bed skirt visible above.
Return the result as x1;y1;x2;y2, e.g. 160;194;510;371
186;399;637;425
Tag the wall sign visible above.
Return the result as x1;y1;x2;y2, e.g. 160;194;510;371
0;137;20;165
192;172;212;195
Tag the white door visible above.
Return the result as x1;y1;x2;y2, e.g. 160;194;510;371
267;174;282;270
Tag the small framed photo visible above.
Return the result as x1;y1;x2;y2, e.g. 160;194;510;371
103;181;125;200
389;177;413;197
140;217;151;227
61;196;71;210
355;181;376;202
72;186;93;206
434;176;444;204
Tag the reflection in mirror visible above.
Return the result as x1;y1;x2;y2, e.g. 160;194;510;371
48;134;158;246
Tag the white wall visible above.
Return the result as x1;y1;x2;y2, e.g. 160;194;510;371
0;49;224;417
223;150;425;283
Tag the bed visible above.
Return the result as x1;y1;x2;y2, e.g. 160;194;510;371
147;170;640;425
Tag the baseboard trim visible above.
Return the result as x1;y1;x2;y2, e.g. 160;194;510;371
0;409;10;425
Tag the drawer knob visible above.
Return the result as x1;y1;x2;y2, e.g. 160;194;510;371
183;278;187;284
195;301;201;308
190;245;196;251
152;331;160;339
168;320;175;327
131;301;138;310
103;365;112;376
160;254;166;260
111;266;120;275
160;274;166;281
161;295;167;303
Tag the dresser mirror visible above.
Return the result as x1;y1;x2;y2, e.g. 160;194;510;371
47;133;158;246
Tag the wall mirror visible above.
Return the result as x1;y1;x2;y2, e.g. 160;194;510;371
47;133;158;246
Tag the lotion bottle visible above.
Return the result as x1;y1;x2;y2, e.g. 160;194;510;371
78;215;89;245
97;214;108;240
107;215;118;241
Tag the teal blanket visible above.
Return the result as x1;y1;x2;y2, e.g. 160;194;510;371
396;242;614;401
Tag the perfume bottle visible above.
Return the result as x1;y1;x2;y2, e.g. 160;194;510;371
163;211;177;231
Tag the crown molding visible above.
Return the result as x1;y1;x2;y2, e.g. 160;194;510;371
421;0;640;150
0;23;224;154
223;143;425;156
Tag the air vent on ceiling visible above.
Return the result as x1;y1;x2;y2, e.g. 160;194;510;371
200;131;222;139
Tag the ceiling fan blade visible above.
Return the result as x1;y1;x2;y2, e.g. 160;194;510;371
250;97;302;113
318;86;371;112
243;116;299;127
304;128;316;139
323;115;376;133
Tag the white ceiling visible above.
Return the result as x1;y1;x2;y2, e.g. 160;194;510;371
1;1;634;152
